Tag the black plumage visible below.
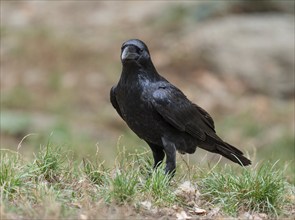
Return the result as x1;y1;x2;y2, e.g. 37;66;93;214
110;39;251;175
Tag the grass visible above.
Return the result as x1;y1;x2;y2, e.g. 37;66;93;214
199;162;290;216
1;139;294;219
0;150;23;198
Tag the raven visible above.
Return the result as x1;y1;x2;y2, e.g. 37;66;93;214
110;39;251;175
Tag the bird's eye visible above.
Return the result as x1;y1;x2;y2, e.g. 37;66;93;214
136;47;143;54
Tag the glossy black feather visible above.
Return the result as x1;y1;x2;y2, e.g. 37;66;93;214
110;86;123;119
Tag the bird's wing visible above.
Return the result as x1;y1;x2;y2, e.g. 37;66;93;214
110;86;124;119
151;85;215;141
194;104;215;130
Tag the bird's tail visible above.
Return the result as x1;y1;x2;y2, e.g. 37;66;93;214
215;142;251;166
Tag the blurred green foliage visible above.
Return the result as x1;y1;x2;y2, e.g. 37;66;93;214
0;110;31;136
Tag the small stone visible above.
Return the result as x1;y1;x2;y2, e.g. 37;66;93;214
258;213;268;219
194;207;206;215
176;211;192;220
80;214;88;220
140;201;152;210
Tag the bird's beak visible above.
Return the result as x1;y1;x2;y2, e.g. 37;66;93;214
121;46;140;61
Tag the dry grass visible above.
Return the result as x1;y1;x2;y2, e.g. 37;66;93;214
1;139;294;219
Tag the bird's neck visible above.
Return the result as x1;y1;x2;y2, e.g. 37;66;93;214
121;62;161;83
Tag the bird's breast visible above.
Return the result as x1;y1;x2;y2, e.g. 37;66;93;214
116;83;163;143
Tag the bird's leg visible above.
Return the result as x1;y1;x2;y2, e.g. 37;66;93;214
161;137;176;176
148;143;165;169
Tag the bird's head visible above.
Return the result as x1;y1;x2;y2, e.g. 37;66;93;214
121;39;151;66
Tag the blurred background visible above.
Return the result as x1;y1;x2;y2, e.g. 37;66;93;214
1;1;294;181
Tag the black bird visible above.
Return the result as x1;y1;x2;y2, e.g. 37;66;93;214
110;39;251;175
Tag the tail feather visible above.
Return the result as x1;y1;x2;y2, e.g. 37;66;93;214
216;143;251;166
222;141;243;155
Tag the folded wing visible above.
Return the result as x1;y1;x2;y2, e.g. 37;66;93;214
151;85;215;141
